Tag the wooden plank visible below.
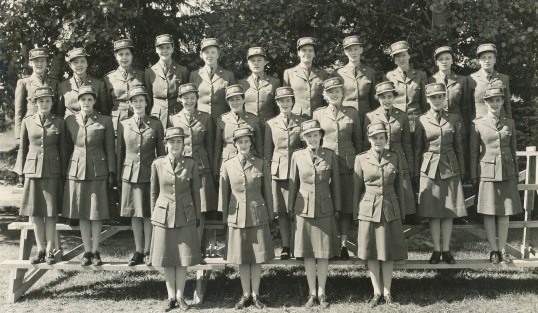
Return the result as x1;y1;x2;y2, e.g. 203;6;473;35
404;225;427;238
8;223;132;231
463;228;522;258
0;260;225;271
193;269;213;304
7;228;33;303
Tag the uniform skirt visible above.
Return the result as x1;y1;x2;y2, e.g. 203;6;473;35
62;179;110;220
120;182;151;218
418;172;467;218
358;214;408;261
20;177;62;217
224;224;275;264
477;180;523;216
272;179;289;214
393;146;417;215
150;223;201;267
340;173;354;214
199;170;217;213
294;215;340;259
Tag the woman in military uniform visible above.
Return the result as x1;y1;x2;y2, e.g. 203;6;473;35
57;48;108;117
415;83;466;264
14;48;59;141
288;120;340;309
354;123;408;307
468;44;512;120
169;83;216;243
117;85;165;266
189;38;236;122
470;87;522;264
62;86;116;266
330;35;378;120
239;47;280;125
363;81;416;217
214;85;263;177
283;37;328;119
150;127;202;312
313;77;362;260
144;34;189;128
264;86;305;260
104;38;145;133
218;127;274;310
14;86;65;265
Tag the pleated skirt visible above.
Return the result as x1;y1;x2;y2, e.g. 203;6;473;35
418;173;467;218
294;215;340;259
272;179;289;214
477;180;523;216
120;182;151;218
224;224;275;264
358;214;408;261
62;179;110;220
20;177;62;217
150;224;202;267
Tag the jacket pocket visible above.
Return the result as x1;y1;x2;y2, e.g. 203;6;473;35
504;154;517;178
420;152;433;174
93;155;108;177
152;199;168;224
227;201;239;224
447;151;460;173
359;192;376;218
182;198;196;222
320;194;334;214
48;155;61;175
294;193;308;215
122;160;133;181
271;158;279;176
23;152;38;174
389;193;401;219
480;155;496;179
68;158;78;177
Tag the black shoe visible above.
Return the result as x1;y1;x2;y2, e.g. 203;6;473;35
304;294;317;308
368;294;382;308
164;298;176;312
68;219;79;227
46;251;56;265
92;251;103;266
500;250;513;263
144;251;152;266
280;247;291;260
384;294;397;305
128;252;144;266
489;251;500;264
318;294;330;309
442;251;456;264
234;295;251;309
339;246;350;261
252;296;266;309
31;249;46;264
81;251;93;266
429;251;441;264
177;297;189;311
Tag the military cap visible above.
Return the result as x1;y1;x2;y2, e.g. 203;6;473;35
128;85;148;100
323;77;343;91
247;47;267;59
225;84;244;99
477;43;497;57
155;34;174;47
434;46;455;60
201;38;220;51
297;37;317;50
367;123;388;137
29;48;49;60
77;85;97;99
114;38;134;51
275;86;294;100
375;81;398;96
483;86;505;99
32;86;55;100
66;47;88;62
164;127;188;140
232;126;254;141
343;35;362;49
177;83;198;97
389;40;410;56
300;119;324;136
425;83;446;96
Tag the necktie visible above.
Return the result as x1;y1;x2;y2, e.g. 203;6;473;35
75;77;83;88
492;116;499;127
40;115;46;125
304;67;310;79
332;106;338;118
121;70;128;80
444;75;449;87
254;76;260;88
137;118;143;129
209;67;214;79
38;76;44;85
402;71;407;80
285;115;289;126
83;115;88;125
385;109;390;120
486;73;492;82
434;111;441;123
310;150;317;162
240;157;247;168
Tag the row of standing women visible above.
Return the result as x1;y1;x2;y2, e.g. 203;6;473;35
14;34;521;310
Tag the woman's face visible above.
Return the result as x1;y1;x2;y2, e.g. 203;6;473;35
180;92;198;112
344;45;363;63
369;132;387;153
69;57;88;76
436;52;453;72
247;56;267;75
276;97;294;115
78;94;95;114
234;136;252;155
30;58;48;76
200;46;219;67
156;44;173;62
115;48;133;69
393;51;410;68
485;96;503;115
303;131;321;150
129;95;147;115
323;87;343;106
36;96;53;114
298;45;315;64
377;92;395;109
428;93;446;111
227;95;244;113
166;137;184;157
479;52;496;72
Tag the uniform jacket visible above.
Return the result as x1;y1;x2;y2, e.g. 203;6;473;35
239;74;280;123
14;74;59;139
383;67;428;132
65;112;116;180
330;63;379;116
470;114;518;181
264;113;306;180
364;106;413;173
150;155;201;228
189;66;236;120
117;115;165;183
283;65;328;118
57;75;108;117
214;111;263;173
414;110;465;179
103;67;145;116
353;149;406;223
313;105;362;173
288;147;341;218
169;109;215;175
467;68;511;119
428;71;470;130
218;155;273;228
14;114;66;178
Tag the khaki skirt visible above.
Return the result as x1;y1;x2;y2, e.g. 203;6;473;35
224;224;275;264
120;182;151;218
20;177;62;217
294;215;340;259
358;214;408;261
62;179;110;220
477;180;523;216
418;172;467;218
150;223;201;267
272;179;290;214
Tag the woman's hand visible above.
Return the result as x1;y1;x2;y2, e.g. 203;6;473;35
108;172;117;189
17;174;24;188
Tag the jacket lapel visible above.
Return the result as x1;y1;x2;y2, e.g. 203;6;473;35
293;66;308;81
152;64;165;80
127;117;141;134
211;66;224;83
405;68;417;84
379;150;390;167
324;107;336;121
374;107;389;123
199;68;212;84
164;157;175;174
